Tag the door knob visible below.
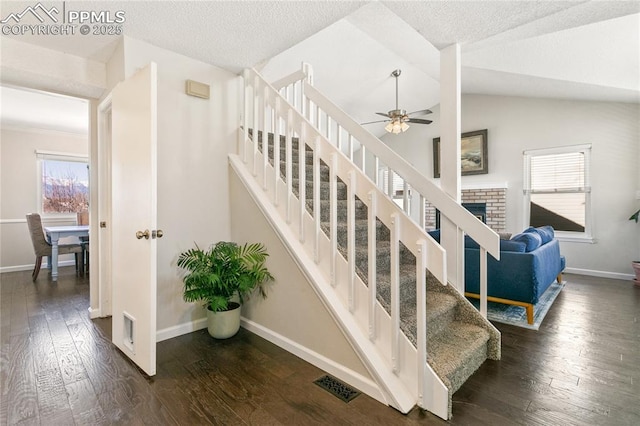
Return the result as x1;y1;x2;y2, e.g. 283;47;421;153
151;229;164;239
136;229;150;240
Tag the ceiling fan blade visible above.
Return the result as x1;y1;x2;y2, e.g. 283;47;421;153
361;120;390;125
375;112;390;118
406;118;433;125
407;109;432;116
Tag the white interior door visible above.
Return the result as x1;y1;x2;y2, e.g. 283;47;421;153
110;63;158;376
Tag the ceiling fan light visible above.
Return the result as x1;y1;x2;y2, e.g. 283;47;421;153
384;122;394;133
400;122;410;132
391;120;403;134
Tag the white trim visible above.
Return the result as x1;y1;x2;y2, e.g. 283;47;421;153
461;182;508;190
241;318;386;405
35;150;88;160
556;233;595;243
0;219;27;224
1;123;87;136
565;267;634;281
0;260;75;274
0;264;34;273
523;143;592;156
156;317;207;342
88;306;102;319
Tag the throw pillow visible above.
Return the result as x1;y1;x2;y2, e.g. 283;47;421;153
525;226;554;245
537;225;555;244
511;231;542;252
500;239;526;253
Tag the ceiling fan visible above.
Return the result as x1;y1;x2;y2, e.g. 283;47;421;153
362;69;432;134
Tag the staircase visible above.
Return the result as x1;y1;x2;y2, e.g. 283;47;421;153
230;66;500;420
256;130;499;415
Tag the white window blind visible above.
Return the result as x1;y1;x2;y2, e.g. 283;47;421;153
530;151;588;193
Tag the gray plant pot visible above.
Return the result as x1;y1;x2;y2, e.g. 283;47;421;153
206;301;241;339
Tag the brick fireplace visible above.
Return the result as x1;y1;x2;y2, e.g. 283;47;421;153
425;186;506;232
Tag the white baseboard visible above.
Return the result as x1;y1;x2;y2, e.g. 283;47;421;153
88;306;102;319
0;264;33;273
156;317;207;342
0;260;75;274
240;317;386;405
565;267;634;281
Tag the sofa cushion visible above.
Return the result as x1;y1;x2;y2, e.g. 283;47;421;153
511;231;542;252
525;226;555;245
500;239;527;253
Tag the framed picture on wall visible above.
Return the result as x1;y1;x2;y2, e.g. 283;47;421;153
433;129;488;178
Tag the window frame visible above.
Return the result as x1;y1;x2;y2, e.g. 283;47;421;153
523;144;593;243
36;150;89;219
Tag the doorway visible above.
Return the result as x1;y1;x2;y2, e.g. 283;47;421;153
0;85;91;277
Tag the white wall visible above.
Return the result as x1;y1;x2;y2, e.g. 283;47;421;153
381;94;639;277
0;127;88;270
117;37;239;333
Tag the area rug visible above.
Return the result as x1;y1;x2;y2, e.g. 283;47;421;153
468;281;565;330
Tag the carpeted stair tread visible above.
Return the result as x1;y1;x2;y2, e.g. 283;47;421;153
427;321;489;394
425;291;459;340
310;199;367;222
292;179;348;201
272;148;313;164
322;219;391;248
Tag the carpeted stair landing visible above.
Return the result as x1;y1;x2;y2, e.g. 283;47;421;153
249;130;500;417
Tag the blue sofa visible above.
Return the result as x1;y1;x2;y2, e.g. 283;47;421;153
429;226;566;324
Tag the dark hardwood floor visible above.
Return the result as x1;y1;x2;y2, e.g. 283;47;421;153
1;268;638;425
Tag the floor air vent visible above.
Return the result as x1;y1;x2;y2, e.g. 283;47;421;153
313;375;361;403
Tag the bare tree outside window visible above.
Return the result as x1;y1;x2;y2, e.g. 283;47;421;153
42;159;89;214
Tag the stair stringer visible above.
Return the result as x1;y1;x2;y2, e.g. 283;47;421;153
229;153;449;417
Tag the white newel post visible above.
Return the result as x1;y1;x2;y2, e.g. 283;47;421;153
439;44;465;293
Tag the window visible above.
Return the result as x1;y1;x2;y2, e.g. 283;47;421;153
523;144;591;239
37;151;89;215
379;167;411;211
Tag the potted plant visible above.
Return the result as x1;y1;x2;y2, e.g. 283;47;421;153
631;208;640;285
177;241;274;339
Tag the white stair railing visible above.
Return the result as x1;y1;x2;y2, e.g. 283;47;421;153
235;64;499;419
272;65;500;313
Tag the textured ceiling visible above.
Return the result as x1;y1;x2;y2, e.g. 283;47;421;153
1;1;639;134
0;1;365;66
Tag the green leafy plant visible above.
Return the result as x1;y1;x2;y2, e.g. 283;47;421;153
630;208;640;223
177;241;274;312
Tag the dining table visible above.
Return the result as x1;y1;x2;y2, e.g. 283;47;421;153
44;225;89;281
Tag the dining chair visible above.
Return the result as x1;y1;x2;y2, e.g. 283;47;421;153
26;213;82;281
76;209;90;275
